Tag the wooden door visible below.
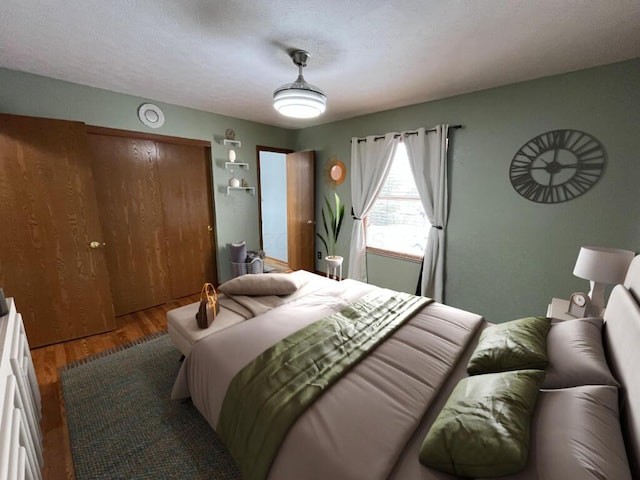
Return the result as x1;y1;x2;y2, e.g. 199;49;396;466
156;142;216;297
88;134;170;316
0;114;115;347
286;150;315;271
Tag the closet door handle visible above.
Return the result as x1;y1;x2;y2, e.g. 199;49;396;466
207;225;213;232
89;241;106;249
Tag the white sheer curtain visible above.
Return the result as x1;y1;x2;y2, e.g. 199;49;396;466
404;125;449;301
348;133;398;282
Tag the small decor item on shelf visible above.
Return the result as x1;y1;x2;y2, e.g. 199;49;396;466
228;149;237;162
225;128;236;140
229;177;240;187
241;179;248;187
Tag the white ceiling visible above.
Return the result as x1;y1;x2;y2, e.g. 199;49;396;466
1;1;639;129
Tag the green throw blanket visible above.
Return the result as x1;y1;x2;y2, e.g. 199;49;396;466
217;289;431;480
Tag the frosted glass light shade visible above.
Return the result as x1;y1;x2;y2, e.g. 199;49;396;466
273;50;327;119
273;88;326;119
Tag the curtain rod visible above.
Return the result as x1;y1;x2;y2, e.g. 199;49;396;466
351;124;462;143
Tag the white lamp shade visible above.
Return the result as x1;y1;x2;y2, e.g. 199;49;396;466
573;246;635;284
273;88;326;119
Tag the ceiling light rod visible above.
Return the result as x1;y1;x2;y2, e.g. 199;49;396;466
291;50;309;77
273;49;327;119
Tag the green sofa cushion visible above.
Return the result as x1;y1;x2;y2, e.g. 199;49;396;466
467;316;551;375
420;369;545;477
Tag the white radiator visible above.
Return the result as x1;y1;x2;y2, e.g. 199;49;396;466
0;298;43;480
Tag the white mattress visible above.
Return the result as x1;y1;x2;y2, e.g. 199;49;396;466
172;279;485;480
167;270;337;356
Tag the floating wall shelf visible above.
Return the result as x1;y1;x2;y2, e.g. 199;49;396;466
226;186;255;195
225;162;249;170
223;139;242;148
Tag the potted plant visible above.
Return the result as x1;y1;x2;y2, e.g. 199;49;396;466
317;193;345;273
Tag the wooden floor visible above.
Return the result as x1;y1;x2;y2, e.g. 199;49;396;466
30;294;200;480
263;256;291;273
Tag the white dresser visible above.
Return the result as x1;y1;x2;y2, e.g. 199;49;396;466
0;298;43;480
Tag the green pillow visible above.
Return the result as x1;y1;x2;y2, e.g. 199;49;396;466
420;369;545;477
467;316;551;375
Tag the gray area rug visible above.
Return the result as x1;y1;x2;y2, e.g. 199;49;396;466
61;332;241;480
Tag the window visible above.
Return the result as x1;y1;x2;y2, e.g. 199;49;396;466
365;142;429;259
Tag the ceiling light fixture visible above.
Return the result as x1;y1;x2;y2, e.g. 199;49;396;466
273;50;326;119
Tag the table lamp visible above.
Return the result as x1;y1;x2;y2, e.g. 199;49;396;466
573;246;635;311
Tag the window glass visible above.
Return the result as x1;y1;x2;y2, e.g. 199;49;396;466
366;142;430;257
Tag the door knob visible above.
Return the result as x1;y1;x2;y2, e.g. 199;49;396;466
207;225;213;232
89;241;106;249
307;220;314;224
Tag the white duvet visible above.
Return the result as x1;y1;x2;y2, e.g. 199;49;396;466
172;278;485;480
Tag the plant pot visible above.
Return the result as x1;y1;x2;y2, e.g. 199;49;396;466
325;255;344;268
325;255;344;280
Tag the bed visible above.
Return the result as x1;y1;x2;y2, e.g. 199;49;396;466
172;260;640;479
167;270;337;356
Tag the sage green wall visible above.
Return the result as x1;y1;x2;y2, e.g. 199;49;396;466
2;60;639;322
0;68;296;282
298;59;640;323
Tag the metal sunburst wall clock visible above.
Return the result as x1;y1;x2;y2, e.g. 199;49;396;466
509;129;606;204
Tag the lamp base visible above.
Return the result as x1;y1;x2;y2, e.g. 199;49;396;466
588;281;606;311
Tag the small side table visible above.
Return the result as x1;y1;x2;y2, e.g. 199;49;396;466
325;256;343;281
546;297;605;321
546;298;576;321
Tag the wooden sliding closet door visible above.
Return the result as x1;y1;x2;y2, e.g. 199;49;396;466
156;143;215;298
88;135;170;316
0;114;115;347
88;130;216;316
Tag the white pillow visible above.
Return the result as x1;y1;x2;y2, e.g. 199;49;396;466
499;386;632;480
543;317;618;389
218;273;302;296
